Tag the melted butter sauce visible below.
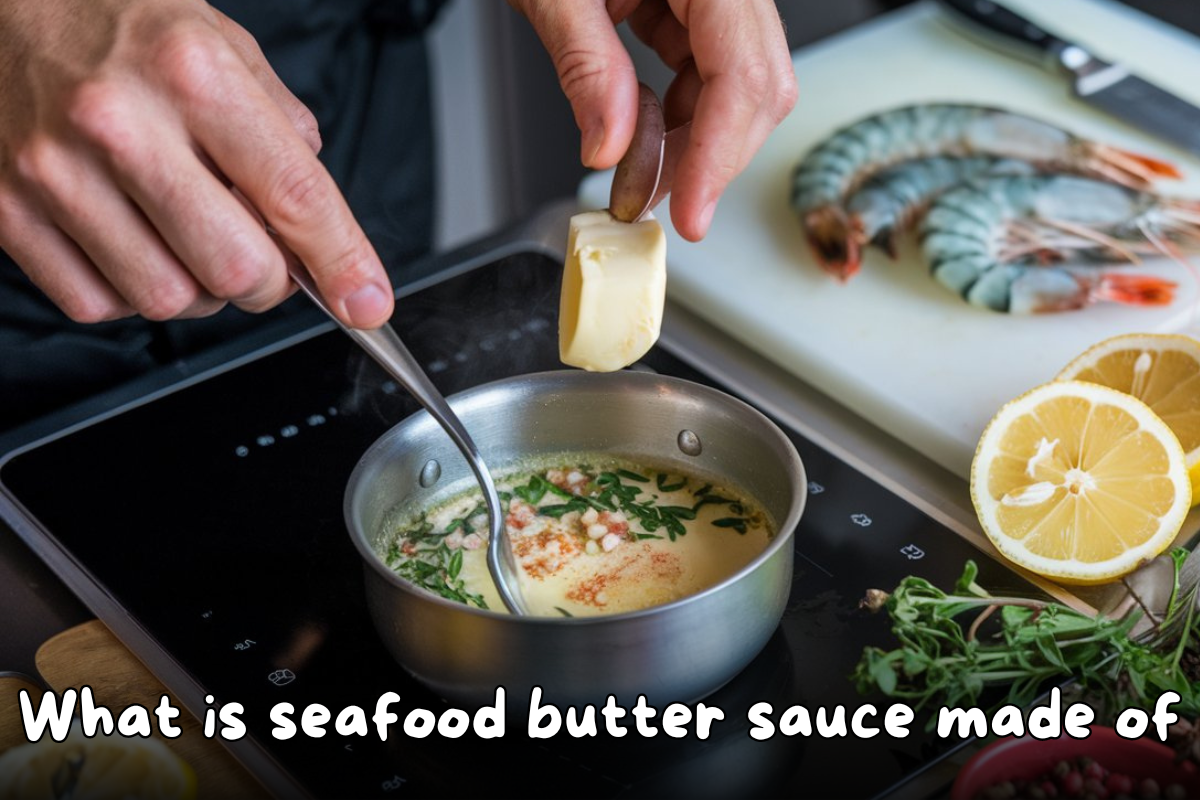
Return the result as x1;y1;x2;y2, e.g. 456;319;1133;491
380;461;773;618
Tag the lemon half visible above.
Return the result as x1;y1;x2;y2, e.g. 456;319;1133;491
970;380;1191;584
1057;333;1200;504
0;721;196;800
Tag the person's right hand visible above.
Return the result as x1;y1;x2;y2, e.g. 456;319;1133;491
0;0;394;328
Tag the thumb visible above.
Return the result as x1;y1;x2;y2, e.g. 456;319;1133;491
513;0;638;168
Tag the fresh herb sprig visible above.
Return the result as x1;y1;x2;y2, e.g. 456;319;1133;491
853;554;1200;724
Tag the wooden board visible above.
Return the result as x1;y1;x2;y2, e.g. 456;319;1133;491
0;675;44;754
18;621;268;799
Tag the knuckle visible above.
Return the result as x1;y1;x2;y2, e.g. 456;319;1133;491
64;81;144;168
711;156;740;186
773;73;799;121
264;160;330;228
734;57;773;103
12;136;62;188
133;280;198;321
207;246;281;303
66;81;131;143
149;23;233;105
296;108;322;154
553;47;611;102
174;296;228;320
0;188;15;231
314;239;378;296
60;293;127;324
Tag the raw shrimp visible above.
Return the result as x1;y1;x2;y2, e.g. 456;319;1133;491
847;156;1036;258
790;103;1180;280
921;175;1200;313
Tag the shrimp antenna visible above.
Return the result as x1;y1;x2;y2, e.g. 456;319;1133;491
1040;218;1145;265
1138;219;1200;324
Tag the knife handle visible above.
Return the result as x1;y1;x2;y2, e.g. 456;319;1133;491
939;0;1075;66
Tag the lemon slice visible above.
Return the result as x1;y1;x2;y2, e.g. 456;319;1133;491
0;720;196;800
970;380;1191;584
1058;333;1200;504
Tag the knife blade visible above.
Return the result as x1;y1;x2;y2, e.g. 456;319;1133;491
939;0;1200;157
1099;545;1200;635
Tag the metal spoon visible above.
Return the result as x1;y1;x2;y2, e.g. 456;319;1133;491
286;264;530;616
610;83;692;224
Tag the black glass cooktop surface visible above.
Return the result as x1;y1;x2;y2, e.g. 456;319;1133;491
0;251;1041;799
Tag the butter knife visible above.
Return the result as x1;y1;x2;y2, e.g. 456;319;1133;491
939;0;1200;157
609;83;692;223
1103;545;1200;633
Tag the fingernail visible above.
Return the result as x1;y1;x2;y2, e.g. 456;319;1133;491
582;124;605;168
344;283;391;327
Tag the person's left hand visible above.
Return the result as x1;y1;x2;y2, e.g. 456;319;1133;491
510;0;797;242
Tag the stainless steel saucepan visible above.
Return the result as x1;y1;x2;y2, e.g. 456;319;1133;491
344;370;806;707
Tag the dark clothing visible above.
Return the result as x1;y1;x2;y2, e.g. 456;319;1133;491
0;1;442;433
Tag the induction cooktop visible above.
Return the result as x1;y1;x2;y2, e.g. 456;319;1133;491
0;242;1049;799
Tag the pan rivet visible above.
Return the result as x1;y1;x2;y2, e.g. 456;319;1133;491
677;430;702;456
419;459;441;488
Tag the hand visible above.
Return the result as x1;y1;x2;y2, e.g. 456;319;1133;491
511;0;797;241
0;0;393;328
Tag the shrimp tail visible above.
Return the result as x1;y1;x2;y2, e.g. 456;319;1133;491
870;225;900;259
804;205;862;280
1085;143;1183;188
1088;274;1177;306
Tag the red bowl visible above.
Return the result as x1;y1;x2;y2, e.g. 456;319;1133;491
952;726;1200;800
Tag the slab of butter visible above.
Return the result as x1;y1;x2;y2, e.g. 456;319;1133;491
559;210;667;372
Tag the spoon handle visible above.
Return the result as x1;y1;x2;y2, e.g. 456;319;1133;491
287;264;529;615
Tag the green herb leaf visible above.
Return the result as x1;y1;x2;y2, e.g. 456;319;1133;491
712;517;748;534
693;494;736;511
852;554;1200;727
656;473;688;492
659;506;697;520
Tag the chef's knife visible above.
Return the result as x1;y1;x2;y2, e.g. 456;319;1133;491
939;0;1200;157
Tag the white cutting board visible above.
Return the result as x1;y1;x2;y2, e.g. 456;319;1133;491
579;0;1200;480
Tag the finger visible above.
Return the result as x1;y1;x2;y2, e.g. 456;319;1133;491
605;0;641;25
112;129;294;314
183;57;392;328
662;58;701;130
0;192;134;323
666;0;796;241
514;0;638;168
628;0;692;73
209;8;322;154
21;141;224;321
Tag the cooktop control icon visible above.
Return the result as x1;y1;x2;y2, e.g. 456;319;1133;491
268;668;296;686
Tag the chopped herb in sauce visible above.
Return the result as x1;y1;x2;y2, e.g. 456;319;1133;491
381;462;770;616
